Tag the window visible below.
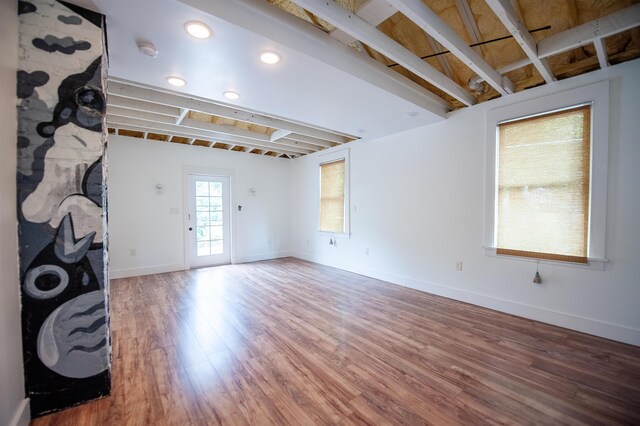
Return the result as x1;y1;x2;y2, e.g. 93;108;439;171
484;80;609;268
319;159;346;233
496;105;591;263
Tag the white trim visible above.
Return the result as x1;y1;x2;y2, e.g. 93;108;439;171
482;246;607;271
484;80;610;266
292;252;640;346
182;167;237;268
318;148;351;238
9;399;29;426
109;264;185;279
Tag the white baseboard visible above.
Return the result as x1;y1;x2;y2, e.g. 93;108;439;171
293;252;640;346
109;263;185;279
9;398;29;426
234;251;293;264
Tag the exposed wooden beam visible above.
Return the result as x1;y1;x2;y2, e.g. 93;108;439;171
285;133;336;148
179;0;450;116
485;0;555;83
386;0;513;95
107;115;315;155
537;4;640;58
425;34;454;79
593;38;609;69
289;0;476;106
270;129;293;142
329;0;398;46
107;106;177;125
180;118;272;142
454;0;484;55
108;94;181;117
176;108;190;125
108;80;352;144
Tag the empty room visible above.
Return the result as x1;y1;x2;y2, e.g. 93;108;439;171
2;0;640;424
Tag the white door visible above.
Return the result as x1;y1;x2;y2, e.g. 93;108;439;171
187;175;231;268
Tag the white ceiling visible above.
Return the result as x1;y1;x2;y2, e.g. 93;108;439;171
71;0;446;140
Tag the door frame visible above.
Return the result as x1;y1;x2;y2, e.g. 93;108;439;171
182;166;236;269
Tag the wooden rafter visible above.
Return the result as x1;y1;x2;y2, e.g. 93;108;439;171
290;0;476;106
386;0;513;96
537;4;640;59
485;0;555;84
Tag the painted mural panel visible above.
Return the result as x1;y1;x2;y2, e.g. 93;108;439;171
17;0;110;417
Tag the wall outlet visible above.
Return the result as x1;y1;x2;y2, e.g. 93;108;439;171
130;249;136;256
365;248;369;255
456;261;463;271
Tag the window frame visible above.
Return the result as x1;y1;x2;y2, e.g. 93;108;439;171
484;81;609;269
318;148;350;238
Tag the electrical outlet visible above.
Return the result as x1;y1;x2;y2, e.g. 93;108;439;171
456;261;463;271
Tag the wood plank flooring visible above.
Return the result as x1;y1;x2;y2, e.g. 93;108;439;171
32;258;640;425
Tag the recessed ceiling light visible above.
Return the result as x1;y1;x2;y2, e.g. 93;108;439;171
223;91;240;100
166;76;186;87
185;21;212;39
260;51;281;65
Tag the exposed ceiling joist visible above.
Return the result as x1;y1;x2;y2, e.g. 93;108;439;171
180;118;272;142
329;0;397;46
179;0;450;118
285;133;336;148
107;106;176;124
176;108;190;125
593;38;609;69
454;0;484;55
426;34;454;79
386;0;513;96
270;129;293;142
108;94;181;117
289;0;476;106
108;80;351;144
107;115;314;155
485;0;555;84
537;4;640;58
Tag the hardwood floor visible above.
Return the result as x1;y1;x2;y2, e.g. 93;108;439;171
32;258;640;425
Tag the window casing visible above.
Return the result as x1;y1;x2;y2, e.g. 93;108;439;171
318;149;350;236
496;105;592;263
484;81;609;269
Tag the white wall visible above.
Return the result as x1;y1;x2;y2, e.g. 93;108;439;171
108;136;292;278
0;0;29;424
291;59;640;346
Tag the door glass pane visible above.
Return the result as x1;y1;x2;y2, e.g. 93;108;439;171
197;241;211;256
211;225;223;240
210;197;222;210
196;225;210;241
210;212;222;226
196;196;209;211
197;212;210;226
196;181;209;196
210;182;222;196
211;239;223;255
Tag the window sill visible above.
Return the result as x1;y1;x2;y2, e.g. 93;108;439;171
483;246;607;271
318;231;351;240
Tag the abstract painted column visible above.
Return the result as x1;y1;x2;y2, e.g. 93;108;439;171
17;0;110;417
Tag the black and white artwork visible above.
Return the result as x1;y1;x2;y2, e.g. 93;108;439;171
17;0;110;417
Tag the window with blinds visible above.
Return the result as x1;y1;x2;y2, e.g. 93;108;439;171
496;104;592;263
319;159;345;233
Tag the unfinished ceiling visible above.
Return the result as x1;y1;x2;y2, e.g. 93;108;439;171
106;79;354;158
99;0;640;157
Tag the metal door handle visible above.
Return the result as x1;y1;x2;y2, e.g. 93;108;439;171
188;227;193;231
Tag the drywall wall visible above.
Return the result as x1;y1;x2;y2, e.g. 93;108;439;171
0;1;28;425
291;59;640;346
108;136;292;278
16;0;110;416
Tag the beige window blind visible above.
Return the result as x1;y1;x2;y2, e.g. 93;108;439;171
496;105;591;263
320;159;345;233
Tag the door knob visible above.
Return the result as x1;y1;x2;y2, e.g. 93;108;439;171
188;227;193;231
